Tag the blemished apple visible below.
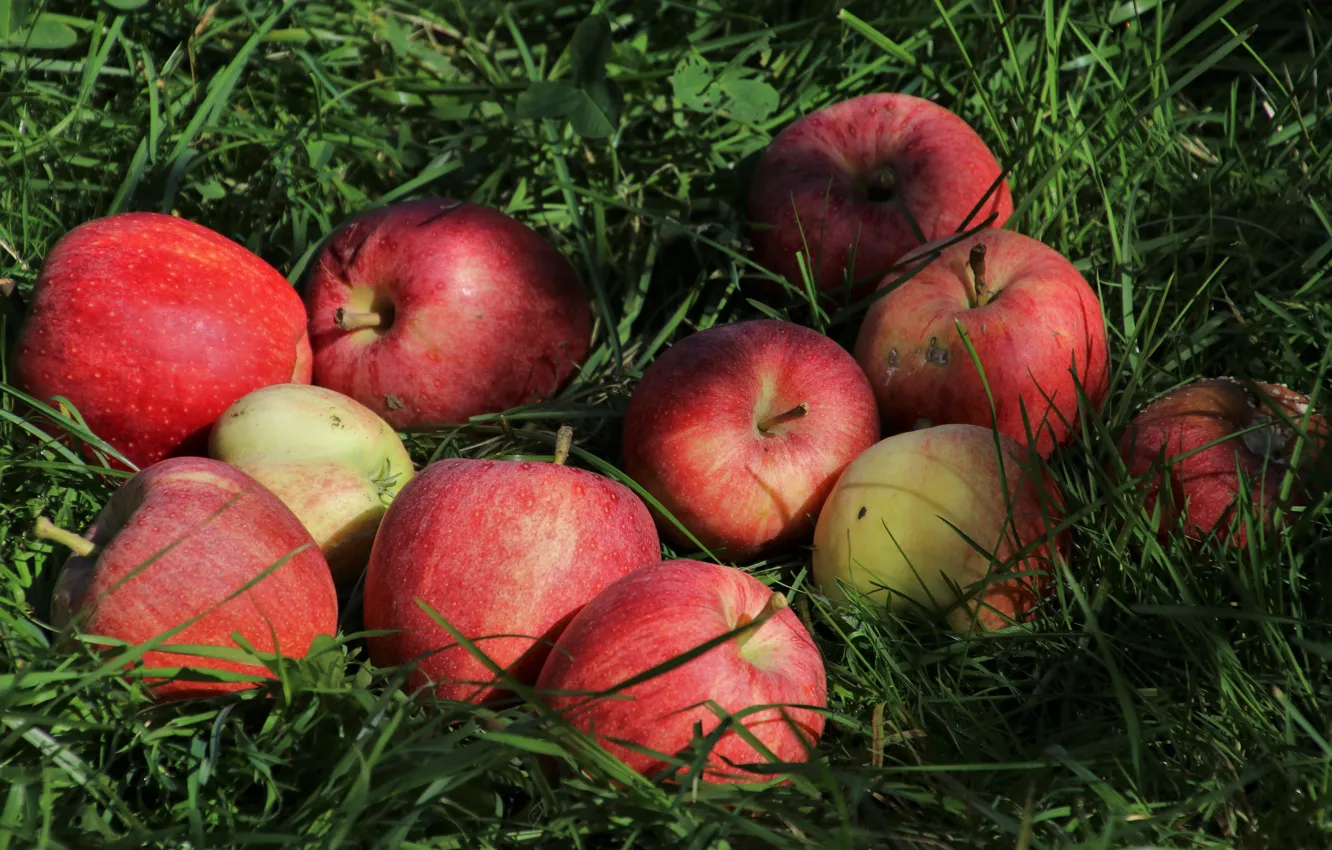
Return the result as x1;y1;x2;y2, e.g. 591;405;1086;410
36;457;338;702
303;198;591;429
853;229;1110;457
621;319;880;560
746;92;1012;299
363;427;661;704
1116;377;1327;547
12;213;313;469
812;423;1068;631
535;559;827;784
207;383;416;588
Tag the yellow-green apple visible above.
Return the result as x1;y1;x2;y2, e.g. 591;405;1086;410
747;92;1012;299
363;428;660;704
535;559;826;784
207;383;416;587
853;229;1109;457
35;457;338;702
1116;378;1327;547
12;212;313;469
303;198;591;429
621;319;879;560
812;424;1067;631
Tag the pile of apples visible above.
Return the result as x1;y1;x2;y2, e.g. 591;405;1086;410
20;93;1327;785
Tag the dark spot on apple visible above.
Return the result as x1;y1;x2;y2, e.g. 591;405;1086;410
229;410;244;419
923;338;949;366
886;348;900;369
857;506;867;519
330;415;343;429
385;394;404;410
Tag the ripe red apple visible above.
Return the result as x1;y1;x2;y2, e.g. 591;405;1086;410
36;457;338;702
303;198;591;429
363;428;660;704
12;212;313;469
1116;378;1327;547
853;229;1109;458
535;559;827;784
746;92;1012;299
621;319;879;560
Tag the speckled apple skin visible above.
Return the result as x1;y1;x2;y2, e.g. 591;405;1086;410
854;229;1110;457
535;559;827;784
303;199;592;429
747;92;1013;298
363;457;661;704
49;457;338;702
12;213;314;469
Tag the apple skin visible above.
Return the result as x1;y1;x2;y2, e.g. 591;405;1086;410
303;198;591;429
1116;378;1328;547
535;559;826;784
621;319;880;560
746;92;1012;299
853;229;1110;458
12;212;313;469
363;456;661;704
47;457;338;702
812;424;1068;631
207;383;416;588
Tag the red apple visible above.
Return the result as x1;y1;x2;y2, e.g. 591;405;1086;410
535;559;827;784
36;457;338;702
747;92;1012;298
853;229;1109;458
621;319;879;560
12;212;313;469
363;429;660;704
1116;378;1327;547
303;198;591;429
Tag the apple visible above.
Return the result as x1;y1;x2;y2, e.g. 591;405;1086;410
746;92;1013;299
812;423;1068;631
363;427;661;704
535;559;827;784
207;383;416;588
1116;377;1327;547
302;198;591;429
853;229;1110;457
36;457;338;702
621;319;879;560
12;212;313;469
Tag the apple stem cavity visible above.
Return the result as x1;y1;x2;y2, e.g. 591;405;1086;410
757;402;810;433
334;307;388;332
865;166;897;203
34;516;98;559
553;425;573;466
967;243;988;308
735;592;789;650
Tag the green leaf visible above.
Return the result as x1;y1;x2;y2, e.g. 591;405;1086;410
670;53;717;111
568;12;613;87
718;71;778;124
0;0;32;38
671;54;777;124
0;12;78;49
101;0;149;9
515;79;620;139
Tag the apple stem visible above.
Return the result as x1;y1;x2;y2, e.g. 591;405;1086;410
334;308;387;331
34;516;98;559
553;425;573;466
968;243;988;309
736;592;789;650
757;402;810;433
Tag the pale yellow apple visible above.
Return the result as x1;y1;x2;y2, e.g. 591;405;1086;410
208;383;415;587
811;423;1067;631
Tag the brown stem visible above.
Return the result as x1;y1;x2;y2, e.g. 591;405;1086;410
968;243;988;308
736;592;789;650
553;425;573;466
34;516;98;559
757;402;809;433
334;308;387;331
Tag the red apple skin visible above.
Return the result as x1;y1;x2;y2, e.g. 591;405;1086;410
1117;378;1327;547
12;213;313;469
747;92;1013;298
363;457;661;704
621;319;880;560
48;457;338;702
535;559;827;784
303;199;591;429
853;229;1109;458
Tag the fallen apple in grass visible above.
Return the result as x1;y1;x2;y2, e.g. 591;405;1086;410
747;91;1013;299
208;383;416;588
622;319;879;560
364;427;661;704
812;423;1068;631
535;559;827;784
36;457;338;702
853;229;1110;458
1116;377;1327;547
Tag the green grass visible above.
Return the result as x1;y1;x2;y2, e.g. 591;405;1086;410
2;0;1332;846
